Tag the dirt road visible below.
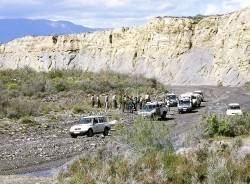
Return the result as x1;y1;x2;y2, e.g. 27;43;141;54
164;85;250;148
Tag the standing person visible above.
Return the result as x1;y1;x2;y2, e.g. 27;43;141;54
142;99;146;109
139;95;143;109
91;94;95;107
128;97;134;113
166;97;171;111
122;94;127;112
145;93;150;102
97;95;101;108
133;96;138;111
112;93;117;109
105;94;109;109
118;93;123;110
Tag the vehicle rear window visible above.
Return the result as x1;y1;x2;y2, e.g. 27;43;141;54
228;105;240;110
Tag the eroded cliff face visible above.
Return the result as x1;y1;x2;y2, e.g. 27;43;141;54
0;7;250;86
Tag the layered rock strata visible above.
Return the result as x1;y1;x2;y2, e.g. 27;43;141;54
0;7;250;86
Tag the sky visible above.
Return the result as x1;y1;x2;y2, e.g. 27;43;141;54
0;0;250;29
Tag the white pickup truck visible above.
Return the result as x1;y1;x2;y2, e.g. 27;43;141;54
138;101;168;119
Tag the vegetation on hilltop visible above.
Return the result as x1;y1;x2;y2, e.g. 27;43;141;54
160;14;223;23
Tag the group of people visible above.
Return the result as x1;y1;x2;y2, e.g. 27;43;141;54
90;93;152;113
91;94;111;109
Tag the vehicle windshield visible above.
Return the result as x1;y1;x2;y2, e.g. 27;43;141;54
194;91;202;95
166;95;176;101
143;104;155;109
78;118;93;124
228;105;240;110
179;100;190;106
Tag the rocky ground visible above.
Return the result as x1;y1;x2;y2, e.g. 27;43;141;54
0;85;250;183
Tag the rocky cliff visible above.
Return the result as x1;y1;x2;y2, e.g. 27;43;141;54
1;7;250;86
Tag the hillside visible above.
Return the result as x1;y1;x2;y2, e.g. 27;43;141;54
0;7;250;86
0;19;102;43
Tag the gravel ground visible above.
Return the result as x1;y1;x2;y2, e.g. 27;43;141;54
0;85;250;183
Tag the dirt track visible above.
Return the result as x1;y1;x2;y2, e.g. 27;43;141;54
165;85;250;147
0;85;250;183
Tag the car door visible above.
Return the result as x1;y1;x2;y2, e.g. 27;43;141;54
97;117;106;132
92;118;99;133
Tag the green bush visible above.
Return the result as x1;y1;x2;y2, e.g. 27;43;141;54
72;104;85;113
55;80;68;92
115;117;171;151
245;81;250;87
48;69;64;79
7;99;45;119
7;83;18;90
19;116;39;127
110;113;121;121
204;113;250;137
21;79;46;97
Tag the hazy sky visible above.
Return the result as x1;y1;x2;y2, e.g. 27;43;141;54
0;0;249;28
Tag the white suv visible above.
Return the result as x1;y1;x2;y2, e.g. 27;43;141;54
226;103;242;116
194;90;204;102
138;101;168;118
183;92;201;107
69;116;111;138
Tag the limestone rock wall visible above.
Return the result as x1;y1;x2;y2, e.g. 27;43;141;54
0;7;250;86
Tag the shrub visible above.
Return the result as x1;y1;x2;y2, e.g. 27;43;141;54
7;83;18;90
21;79;46;96
204;113;250;137
217;81;223;86
115;117;171;151
7;99;45;119
19;116;39;127
204;114;219;137
55;81;68;92
72;104;85;113
244;81;250;87
110;113;121;121
48;69;64;79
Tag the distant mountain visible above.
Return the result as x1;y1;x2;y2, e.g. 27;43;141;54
0;18;104;43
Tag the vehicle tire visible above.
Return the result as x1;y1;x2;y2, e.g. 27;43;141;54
103;127;109;136
71;134;77;138
162;111;167;119
87;129;94;137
